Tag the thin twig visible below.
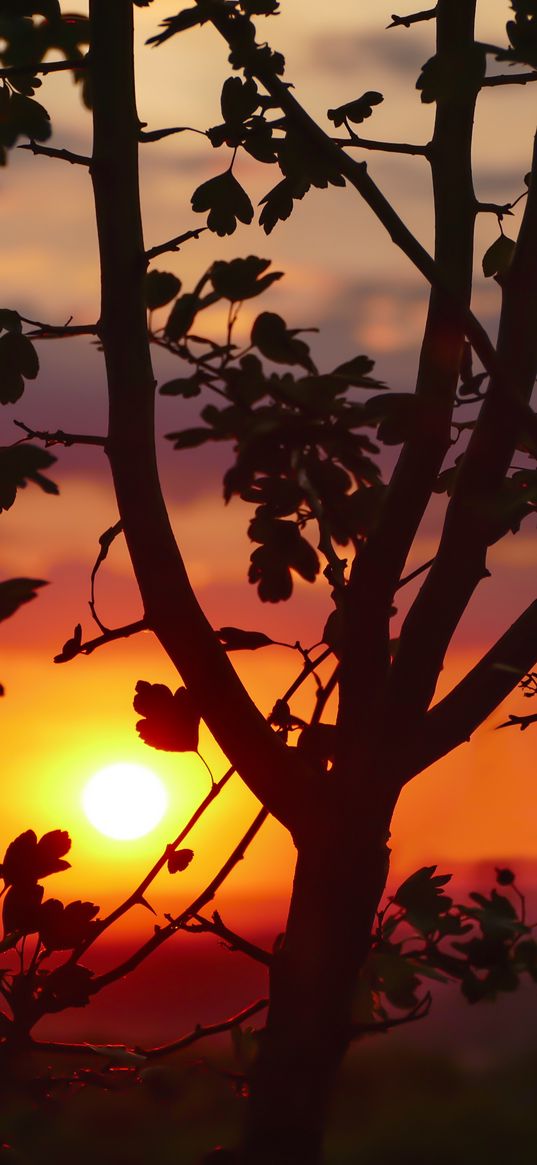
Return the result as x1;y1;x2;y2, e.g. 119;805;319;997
73;764;236;961
0;57;87;80
14;420;106;448
184;910;272;966
387;8;437;28
54;620;147;664
18;141;91;166
336;134;430;158
146;227;207;261
139;125;206;142
397;557;435;590
87;808;268;994
143;997;268;1058
350;991;432;1037
483;72;537;87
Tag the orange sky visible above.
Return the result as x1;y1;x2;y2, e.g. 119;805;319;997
1;0;537;962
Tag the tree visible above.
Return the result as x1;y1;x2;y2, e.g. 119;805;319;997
1;1;537;1162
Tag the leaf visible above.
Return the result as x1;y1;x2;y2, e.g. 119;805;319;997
39;898;100;950
327;92;383;127
251;312;317;373
330;354;384;388
210;256;283;302
0;331;39;404
0;577;47;623
167;848;194;873
54;622;83;663
87;1043;147;1065
416;46;486;104
134;681;200;751
393;866;453;935
3;882;44;936
40;963;94;1010
220;76;259;126
191;170;254;237
248;514;319;602
145;270;182;310
164;293;198;341
217;626;275;650
296;724;337;772
482;234;516;278
0;443;57;512
0;828;71;887
259;176;308;234
0;309;22;334
159;374;202;397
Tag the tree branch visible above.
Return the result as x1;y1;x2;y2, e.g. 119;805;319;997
387;9;437;28
146;226;207;261
143;997;268;1058
390;130;537;724
183;910;272;966
53;619;147;663
335;134;430;157
350;991;432;1036
0;57;87;80
88;0;315;836
13;420;106;448
482;72;537;87
88;806;268;994
339;0;480;768
18;141;91;166
410;598;537;774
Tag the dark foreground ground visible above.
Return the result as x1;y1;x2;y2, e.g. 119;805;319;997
1;932;536;1165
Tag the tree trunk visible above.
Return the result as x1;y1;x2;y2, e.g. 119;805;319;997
242;818;391;1164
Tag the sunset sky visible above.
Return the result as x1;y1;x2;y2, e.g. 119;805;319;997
1;0;536;974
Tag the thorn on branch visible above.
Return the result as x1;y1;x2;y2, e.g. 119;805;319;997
496;712;537;731
18;141;91;167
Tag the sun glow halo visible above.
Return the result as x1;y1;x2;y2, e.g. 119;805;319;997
82;763;168;840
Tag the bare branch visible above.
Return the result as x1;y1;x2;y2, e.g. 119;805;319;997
146;226;207;261
13;420;106;448
19;314;98;339
139;125;206;142
18;141;91;166
0;57;87;80
336;134;430;157
497;712;537;731
387;9;437;28
350;991;432;1036
483;71;537;87
143;997;268;1059
412;598;537;774
53;619;147;664
184;910;272;967
87;807;268;995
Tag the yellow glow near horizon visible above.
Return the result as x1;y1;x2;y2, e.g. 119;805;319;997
82;763;169;841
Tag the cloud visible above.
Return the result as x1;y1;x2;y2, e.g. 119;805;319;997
304;27;431;80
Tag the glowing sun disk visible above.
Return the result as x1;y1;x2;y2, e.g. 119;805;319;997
82;763;168;840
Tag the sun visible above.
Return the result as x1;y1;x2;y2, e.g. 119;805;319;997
82;763;169;841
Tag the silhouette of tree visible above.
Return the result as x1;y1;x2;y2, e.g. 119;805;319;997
1;2;537;1162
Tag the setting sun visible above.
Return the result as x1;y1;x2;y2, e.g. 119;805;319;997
82;763;169;841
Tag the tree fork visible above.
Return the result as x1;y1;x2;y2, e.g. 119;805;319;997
87;0;310;833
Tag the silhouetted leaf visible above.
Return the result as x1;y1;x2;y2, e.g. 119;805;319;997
210;256;283;301
191;170;254;236
145;270;182;310
507;2;537;67
327;92;383;127
159;373;202;397
40;962;94;1010
54;622;83;663
251;312;317;372
217;626;275;650
3;882;43;936
164;293;199;341
0;308;22;334
482;233;516;278
248;514;319;601
240;0;279;13
220;75;259;125
297;723;337;772
393;866;453;935
0;577;46;622
134;680;200;751
496;867;516;886
0;331;39;403
417;46;486;103
330;354;385;388
167;848;194;873
39;898;99;950
0;828;71;887
259;176;308;234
